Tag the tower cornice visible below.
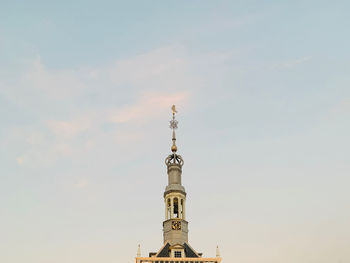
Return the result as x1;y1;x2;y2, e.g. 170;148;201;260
164;190;187;198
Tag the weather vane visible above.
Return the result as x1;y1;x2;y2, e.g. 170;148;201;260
169;105;178;152
165;104;184;167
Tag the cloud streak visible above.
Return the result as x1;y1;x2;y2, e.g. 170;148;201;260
108;92;189;123
2;46;194;168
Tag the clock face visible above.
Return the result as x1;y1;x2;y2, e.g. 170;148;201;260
172;220;181;230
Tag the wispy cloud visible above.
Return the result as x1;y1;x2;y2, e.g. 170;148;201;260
47;118;92;139
108;47;189;87
2;47;195;168
16;156;24;165
108;92;189;123
282;56;312;68
74;177;90;189
270;56;312;70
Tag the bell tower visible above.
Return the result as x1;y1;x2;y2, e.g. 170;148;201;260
163;105;188;246
135;105;222;263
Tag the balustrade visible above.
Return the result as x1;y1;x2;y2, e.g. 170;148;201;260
136;257;221;263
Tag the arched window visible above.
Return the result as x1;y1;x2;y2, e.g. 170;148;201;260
180;199;184;219
167;198;171;219
173;198;179;218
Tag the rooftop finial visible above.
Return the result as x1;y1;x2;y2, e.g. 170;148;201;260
137;244;141;257
170;105;178;153
216;245;220;257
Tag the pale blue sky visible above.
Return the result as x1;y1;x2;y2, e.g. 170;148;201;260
1;1;350;263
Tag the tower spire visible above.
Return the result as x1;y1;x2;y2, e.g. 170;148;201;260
165;105;184;167
170;105;178;153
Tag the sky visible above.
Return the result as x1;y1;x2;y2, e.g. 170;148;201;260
1;1;350;263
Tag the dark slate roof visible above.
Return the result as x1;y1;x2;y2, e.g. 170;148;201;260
155;242;199;258
156;243;170;257
184;243;199;258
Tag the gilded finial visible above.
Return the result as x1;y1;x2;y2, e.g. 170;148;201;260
169;105;178;152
